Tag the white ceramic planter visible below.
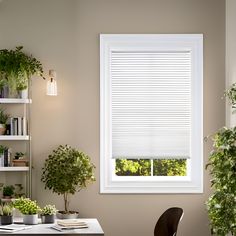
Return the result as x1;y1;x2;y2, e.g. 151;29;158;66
20;89;28;99
23;214;38;225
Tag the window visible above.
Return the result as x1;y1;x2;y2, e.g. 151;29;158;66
100;34;203;193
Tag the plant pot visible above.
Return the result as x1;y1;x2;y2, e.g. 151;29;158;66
19;89;28;99
0;124;6;135
41;214;55;224
0;215;13;225
56;211;79;219
23;214;38;225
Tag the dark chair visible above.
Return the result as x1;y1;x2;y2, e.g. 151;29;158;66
154;207;184;236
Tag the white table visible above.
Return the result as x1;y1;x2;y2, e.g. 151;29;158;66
3;219;104;235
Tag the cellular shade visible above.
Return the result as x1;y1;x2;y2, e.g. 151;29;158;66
111;51;191;159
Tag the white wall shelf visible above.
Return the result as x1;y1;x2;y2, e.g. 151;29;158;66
0;135;30;141
0;167;29;172
0;98;32;104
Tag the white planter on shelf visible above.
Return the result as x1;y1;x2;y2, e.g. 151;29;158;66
23;214;38;225
20;89;28;99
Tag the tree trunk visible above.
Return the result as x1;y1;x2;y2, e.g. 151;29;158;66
63;193;69;213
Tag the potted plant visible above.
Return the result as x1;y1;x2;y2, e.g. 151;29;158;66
0;108;10;135
206;84;236;236
14;184;25;198
41;145;95;219
40;204;57;224
12;152;28;167
0;203;13;225
3;185;15;199
14;197;40;225
0;46;44;98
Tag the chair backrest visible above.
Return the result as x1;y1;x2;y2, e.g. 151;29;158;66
154;207;184;236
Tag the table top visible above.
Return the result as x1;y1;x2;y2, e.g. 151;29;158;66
1;218;104;235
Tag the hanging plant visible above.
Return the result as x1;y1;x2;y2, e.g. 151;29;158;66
206;126;236;236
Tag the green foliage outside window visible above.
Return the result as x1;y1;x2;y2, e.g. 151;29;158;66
115;159;186;176
153;159;186;176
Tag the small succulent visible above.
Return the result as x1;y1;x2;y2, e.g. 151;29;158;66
14;197;40;215
41;205;57;216
0;204;13;216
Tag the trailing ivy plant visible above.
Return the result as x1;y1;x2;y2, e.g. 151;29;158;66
206;126;236;236
0;46;44;95
41;145;95;214
225;83;236;112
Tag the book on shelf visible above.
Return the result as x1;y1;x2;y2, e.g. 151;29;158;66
5;116;28;136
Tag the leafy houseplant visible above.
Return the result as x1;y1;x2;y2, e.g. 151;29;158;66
41;145;95;218
41;205;57;224
0;108;10;135
14;198;40;225
0;46;44;98
3;185;15;199
0;203;13;225
206;83;236;236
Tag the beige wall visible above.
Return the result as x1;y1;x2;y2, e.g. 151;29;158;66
226;0;236;126
0;0;225;235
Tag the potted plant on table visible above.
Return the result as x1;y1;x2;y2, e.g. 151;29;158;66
41;145;96;219
0;46;44;98
14;197;40;225
0;108;10;135
0;203;13;225
40;204;57;224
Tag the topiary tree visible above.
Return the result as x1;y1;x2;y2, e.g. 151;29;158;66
41;145;95;213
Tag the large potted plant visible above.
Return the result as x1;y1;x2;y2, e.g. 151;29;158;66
14;197;40;225
0;108;10;135
41;145;95;219
206;84;236;236
0;203;13;225
0;46;44;98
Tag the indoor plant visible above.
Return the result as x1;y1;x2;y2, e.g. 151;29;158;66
0;203;13;225
40;204;57;224
0;108;10;135
14;197;40;225
3;185;15;199
41;145;95;219
206;85;236;236
0;46;44;98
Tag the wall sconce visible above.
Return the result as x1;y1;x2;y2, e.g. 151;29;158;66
47;69;57;96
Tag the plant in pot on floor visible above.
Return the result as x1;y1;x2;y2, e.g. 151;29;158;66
14;197;40;225
0;203;13;225
0;108;10;135
0;46;44;98
41;144;96;219
40;204;57;224
206;83;236;236
3;185;15;199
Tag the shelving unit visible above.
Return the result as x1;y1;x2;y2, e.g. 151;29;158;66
0;97;32;198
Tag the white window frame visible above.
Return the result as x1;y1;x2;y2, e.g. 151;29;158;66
100;34;203;194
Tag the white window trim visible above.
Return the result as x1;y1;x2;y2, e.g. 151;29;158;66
100;34;203;194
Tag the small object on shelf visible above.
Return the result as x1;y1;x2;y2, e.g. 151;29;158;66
14;152;25;160
12;159;28;167
2;185;15;199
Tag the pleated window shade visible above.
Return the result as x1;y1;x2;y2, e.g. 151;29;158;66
111;51;191;159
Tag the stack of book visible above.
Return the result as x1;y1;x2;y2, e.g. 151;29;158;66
6;117;27;136
51;219;88;231
0;148;11;167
